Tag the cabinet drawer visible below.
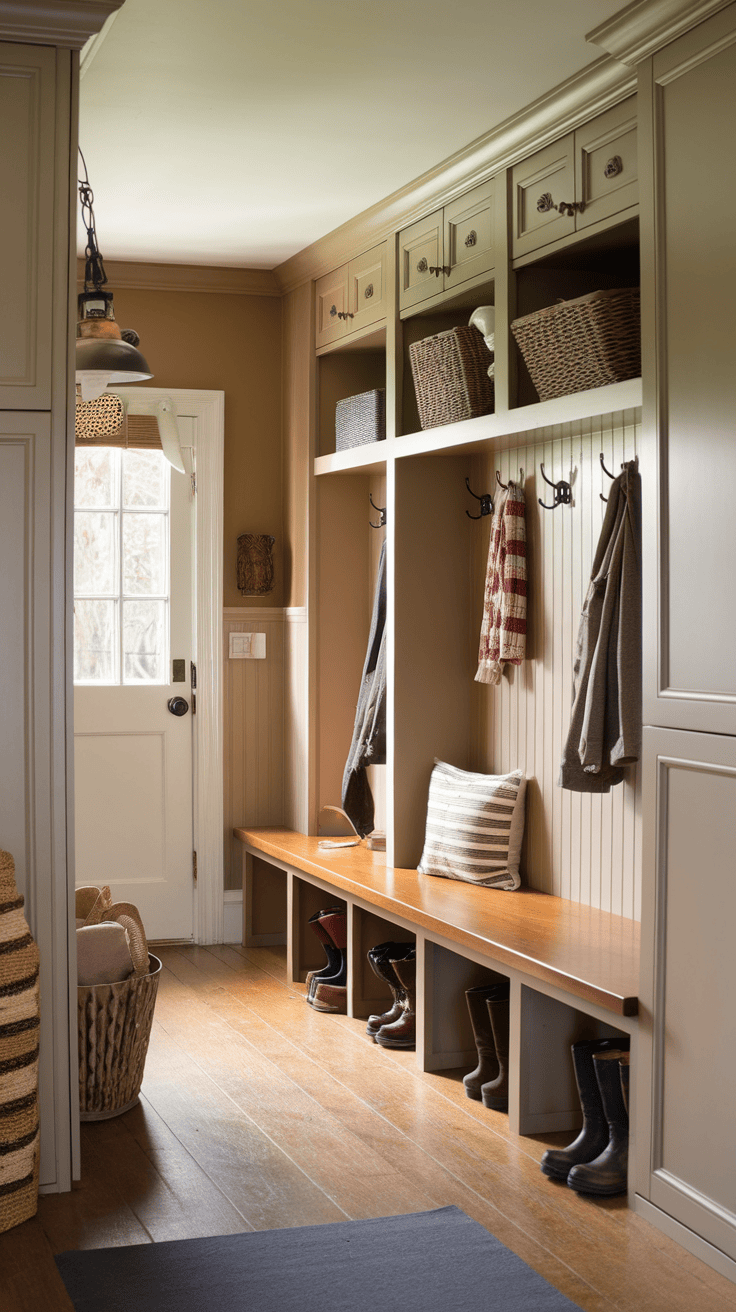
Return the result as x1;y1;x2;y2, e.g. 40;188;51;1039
315;265;348;349
444;179;495;290
347;243;386;334
512;135;575;260
399;209;443;312
575;98;638;231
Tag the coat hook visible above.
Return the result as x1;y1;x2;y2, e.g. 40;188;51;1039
495;469;524;492
465;477;493;520
599;452;618;502
369;492;387;528
538;462;572;510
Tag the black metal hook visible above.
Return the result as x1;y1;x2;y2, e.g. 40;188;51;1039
538;462;572;510
600;452;623;502
465;478;493;520
369;492;387;528
495;469;524;492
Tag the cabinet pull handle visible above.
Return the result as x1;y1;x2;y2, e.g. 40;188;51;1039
464;230;477;247
428;265;452;277
536;193;585;217
364;284;374;299
329;304;338;317
416;258;429;273
337;311;354;320
604;155;623;179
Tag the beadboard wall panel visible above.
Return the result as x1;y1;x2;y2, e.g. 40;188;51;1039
469;409;641;920
223;609;285;890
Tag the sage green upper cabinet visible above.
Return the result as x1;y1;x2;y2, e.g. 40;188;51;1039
0;43;56;409
512;98;638;261
399;178;497;315
315;243;387;351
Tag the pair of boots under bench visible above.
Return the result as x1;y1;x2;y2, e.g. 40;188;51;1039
365;942;416;1049
305;907;348;1013
463;983;511;1111
541;1037;631;1196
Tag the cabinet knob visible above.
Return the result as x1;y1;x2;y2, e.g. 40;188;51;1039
464;230;477;248
329;304;338;317
536;192;556;213
536;192;584;217
364;283;374;299
416;258;429;273
604;155;623;179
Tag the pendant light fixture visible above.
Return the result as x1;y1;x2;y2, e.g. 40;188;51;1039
76;149;153;402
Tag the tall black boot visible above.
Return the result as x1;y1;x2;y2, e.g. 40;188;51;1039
481;993;511;1111
310;911;348;1013
463;984;507;1101
567;1051;630;1196
305;907;344;1000
540;1037;630;1180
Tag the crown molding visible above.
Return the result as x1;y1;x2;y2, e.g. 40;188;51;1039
0;0;123;47
76;259;280;297
586;0;734;64
273;54;636;294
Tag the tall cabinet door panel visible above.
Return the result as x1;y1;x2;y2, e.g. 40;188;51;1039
444;178;496;290
0;44;55;410
639;727;736;1260
642;12;736;735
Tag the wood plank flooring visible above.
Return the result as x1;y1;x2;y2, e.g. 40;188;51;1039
2;944;735;1312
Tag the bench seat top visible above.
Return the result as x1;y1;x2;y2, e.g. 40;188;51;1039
234;827;639;1017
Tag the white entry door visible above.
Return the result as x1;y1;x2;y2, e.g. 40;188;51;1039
73;428;195;941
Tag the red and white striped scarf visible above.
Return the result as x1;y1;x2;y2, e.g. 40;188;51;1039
475;481;527;685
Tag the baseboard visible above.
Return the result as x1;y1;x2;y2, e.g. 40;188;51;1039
223;891;243;944
632;1195;736;1284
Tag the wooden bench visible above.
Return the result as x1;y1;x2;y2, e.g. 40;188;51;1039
234;826;639;1144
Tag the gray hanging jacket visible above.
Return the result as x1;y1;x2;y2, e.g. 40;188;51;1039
341;540;387;836
559;460;641;793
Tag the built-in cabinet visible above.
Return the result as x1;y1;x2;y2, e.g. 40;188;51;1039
315;242;387;349
637;5;736;1278
398;178;498;313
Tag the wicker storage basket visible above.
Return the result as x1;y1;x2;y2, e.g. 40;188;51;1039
78;953;161;1121
409;325;494;430
0;850;40;1233
335;388;386;450
510;287;641;402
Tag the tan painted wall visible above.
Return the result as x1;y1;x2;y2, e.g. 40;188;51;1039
111;287;283;608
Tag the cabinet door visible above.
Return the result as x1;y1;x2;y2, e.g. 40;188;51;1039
511;134;575;260
444;178;496;291
0;43;56;409
347;243;386;335
398;209;444;312
642;12;736;736
638;726;736;1261
315;264;348;349
575;97;638;232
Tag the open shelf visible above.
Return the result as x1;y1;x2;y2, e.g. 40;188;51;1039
314;441;387;476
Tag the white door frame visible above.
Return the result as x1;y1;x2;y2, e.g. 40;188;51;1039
109;386;225;943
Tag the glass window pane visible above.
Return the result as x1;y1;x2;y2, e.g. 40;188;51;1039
123;513;167;596
74;447;118;508
74;599;117;683
123;600;165;683
74;511;118;595
123;449;167;509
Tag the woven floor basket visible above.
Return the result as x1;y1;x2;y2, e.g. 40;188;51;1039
0;850;40;1233
510;287;641;402
409;325;494;430
78;953;161;1121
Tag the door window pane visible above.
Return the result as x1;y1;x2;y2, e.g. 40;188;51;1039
74;599;117;683
123;513;167;596
74;512;118;595
123;449;166;509
123;600;165;684
74;447;117;508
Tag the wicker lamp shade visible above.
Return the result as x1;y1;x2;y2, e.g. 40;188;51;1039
237;534;275;596
0;850;40;1233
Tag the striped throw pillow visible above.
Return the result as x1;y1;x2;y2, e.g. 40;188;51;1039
418;761;527;891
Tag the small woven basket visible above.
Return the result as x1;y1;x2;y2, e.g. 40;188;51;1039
409;325;494;430
510;287;641;401
335;389;386;450
78;953;161;1120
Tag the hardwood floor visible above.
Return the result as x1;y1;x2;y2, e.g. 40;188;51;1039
2;944;735;1311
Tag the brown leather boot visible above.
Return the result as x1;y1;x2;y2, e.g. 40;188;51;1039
310;910;348;1012
375;952;416;1049
481;996;510;1110
305;906;344;1000
463;983;508;1100
365;942;412;1039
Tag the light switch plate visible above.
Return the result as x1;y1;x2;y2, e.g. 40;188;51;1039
229;631;266;659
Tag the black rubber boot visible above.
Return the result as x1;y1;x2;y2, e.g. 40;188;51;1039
375;950;416;1049
541;1037;629;1180
619;1053;630;1116
567;1051;630;1196
310;910;348;1010
305;907;344;1000
481;994;511;1110
365;942;413;1038
463;984;508;1101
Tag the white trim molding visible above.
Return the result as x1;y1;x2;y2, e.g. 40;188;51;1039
586;0;734;64
0;0;123;47
75;259;281;297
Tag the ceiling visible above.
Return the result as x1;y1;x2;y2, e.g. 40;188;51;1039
79;0;627;272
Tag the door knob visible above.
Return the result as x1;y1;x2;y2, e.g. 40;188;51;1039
167;696;189;716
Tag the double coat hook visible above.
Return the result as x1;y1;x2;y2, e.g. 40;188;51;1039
465;477;493;520
538;463;572;510
369;492;387;528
